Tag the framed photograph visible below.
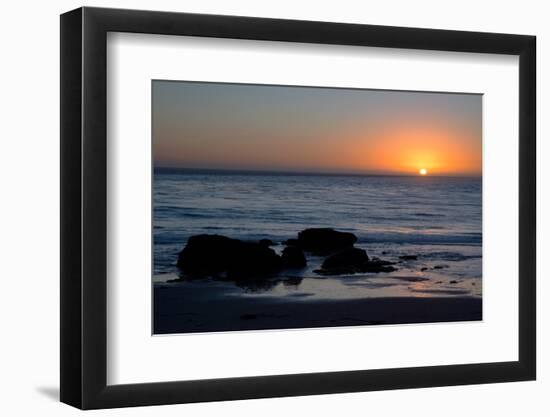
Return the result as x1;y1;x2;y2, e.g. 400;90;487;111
60;6;536;409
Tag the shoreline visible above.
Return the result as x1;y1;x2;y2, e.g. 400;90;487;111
154;283;482;334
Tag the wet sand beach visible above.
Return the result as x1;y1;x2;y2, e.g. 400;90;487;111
154;278;482;334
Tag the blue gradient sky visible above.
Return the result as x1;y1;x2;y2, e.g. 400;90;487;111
153;80;482;176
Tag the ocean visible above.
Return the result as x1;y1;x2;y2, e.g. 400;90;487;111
152;168;482;332
154;169;482;296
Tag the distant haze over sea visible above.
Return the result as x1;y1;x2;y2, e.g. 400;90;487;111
153;166;482;178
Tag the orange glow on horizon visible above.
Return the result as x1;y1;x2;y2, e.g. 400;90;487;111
346;122;482;176
153;81;482;175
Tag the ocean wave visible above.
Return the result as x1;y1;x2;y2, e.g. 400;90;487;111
425;251;481;261
359;232;481;246
414;212;443;217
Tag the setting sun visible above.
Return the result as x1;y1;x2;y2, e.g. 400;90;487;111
419;168;428;176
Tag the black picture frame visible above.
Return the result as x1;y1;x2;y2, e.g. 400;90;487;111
60;6;536;410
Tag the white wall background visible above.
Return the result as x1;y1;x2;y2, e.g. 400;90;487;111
0;0;546;415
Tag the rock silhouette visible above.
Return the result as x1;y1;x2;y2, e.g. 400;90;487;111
281;246;307;268
322;247;369;270
295;228;357;255
177;234;282;277
361;258;397;273
177;229;394;280
315;249;396;275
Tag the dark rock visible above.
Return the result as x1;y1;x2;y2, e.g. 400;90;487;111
284;238;300;246
259;238;275;247
281;246;307;268
399;255;418;261
177;234;234;275
421;267;428;271
296;228;357;254
449;280;459;284
177;234;282;277
314;267;355;276
315;250;397;275
433;264;448;269
362;259;397;273
322;247;369;270
223;241;282;277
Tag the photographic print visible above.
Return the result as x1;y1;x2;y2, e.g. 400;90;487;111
152;80;482;334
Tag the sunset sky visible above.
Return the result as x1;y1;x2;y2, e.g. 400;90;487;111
153;81;482;176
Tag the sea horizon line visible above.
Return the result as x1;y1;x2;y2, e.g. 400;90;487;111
154;166;482;179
